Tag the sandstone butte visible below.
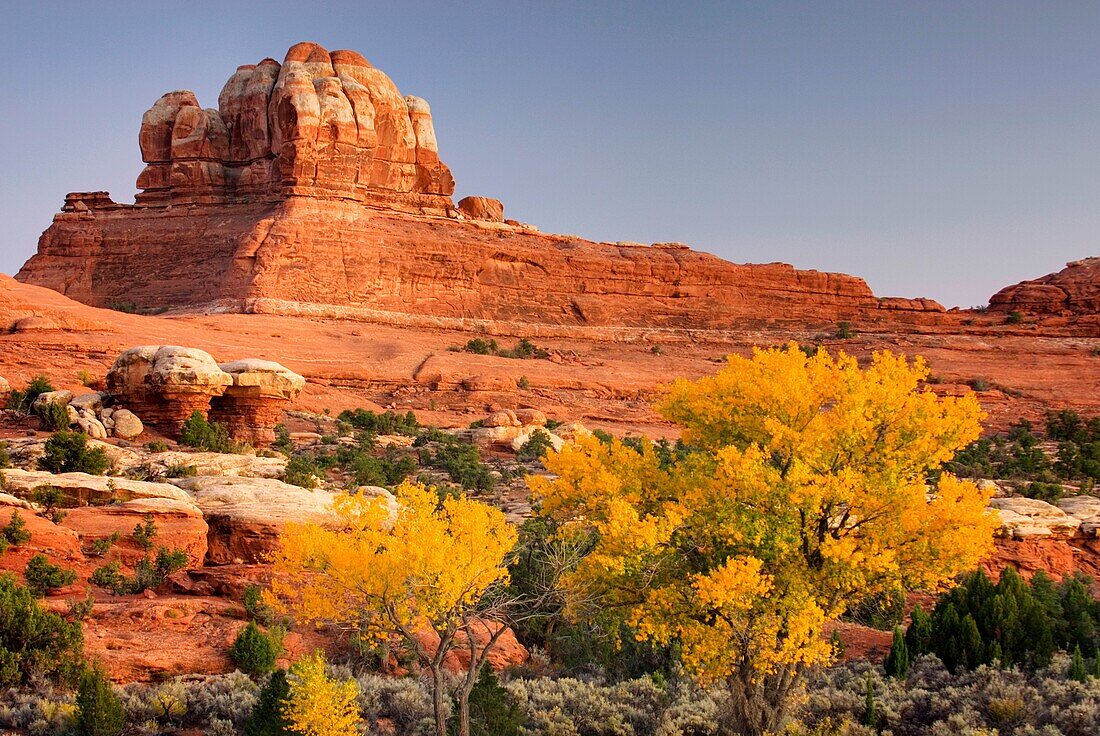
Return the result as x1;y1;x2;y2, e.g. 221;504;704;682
1;42;1099;680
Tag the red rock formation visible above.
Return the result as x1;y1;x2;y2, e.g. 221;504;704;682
209;360;305;448
106;346;232;434
16;42;961;331
132;42;452;209
989;257;1100;318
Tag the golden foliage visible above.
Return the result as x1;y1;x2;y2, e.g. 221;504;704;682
283;651;360;736
267;481;518;646
531;345;997;686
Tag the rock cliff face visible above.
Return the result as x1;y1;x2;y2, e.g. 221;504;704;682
16;42;957;331
989;257;1100;318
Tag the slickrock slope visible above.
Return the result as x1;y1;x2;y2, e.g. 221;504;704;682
989;257;1100;320
16;41;956;332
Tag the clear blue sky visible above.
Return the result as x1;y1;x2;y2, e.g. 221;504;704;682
2;1;1097;308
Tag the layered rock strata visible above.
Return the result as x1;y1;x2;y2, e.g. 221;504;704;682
989;257;1100;319
16;42;965;332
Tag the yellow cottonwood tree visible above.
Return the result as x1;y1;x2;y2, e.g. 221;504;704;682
283;651;360;736
267;481;518;736
530;345;998;736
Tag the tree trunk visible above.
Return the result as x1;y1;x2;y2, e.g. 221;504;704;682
719;663;802;736
457;686;472;736
431;664;448;736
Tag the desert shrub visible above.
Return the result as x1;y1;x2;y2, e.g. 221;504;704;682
243;585;275;626
24;554;77;597
90;562;123;591
0;686;78;735
948;419;1056;483
835;321;857;339
133;514;157;551
75;665;125;736
0;573;84;685
38;401;72;432
1006;311;1024;325
517;428;554;462
7;375;55;415
0;441;10;469
338;408;420;436
164;463;197;479
86;530;120;554
179;412;237;453
356;673;436;735
2;509;32;546
230;622;279;676
272;424;293;454
92;548;187;595
283;455;322;489
32;485;67;523
463;668;524;736
37;430;110;475
968;377;992;392
245;669;293;736
144;440;168;453
419;438;494;491
1021;480;1065;503
344;447;418;487
452;337;550;360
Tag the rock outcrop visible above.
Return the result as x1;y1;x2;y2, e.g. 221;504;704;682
989;257;1100;318
106;346;232;431
984;495;1100;582
16;42;962;333
133;42;453;209
209;360;305;448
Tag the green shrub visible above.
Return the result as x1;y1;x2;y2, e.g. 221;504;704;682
75;664;125;736
144;440;169;453
24;553;77;596
1021;481;1064;503
2;509;32;546
32;484;67;523
243;584;275;626
230;622;279;676
0;573;83;685
37;430;110;474
38;400;72;431
87;532;121;557
835;322;857;339
0;440;9;469
90;562;123;592
883;625;910;678
465;667;524;736
517;375;531;390
7;375;55;415
133;514;157;551
909;567;1100;673
421;438;495;491
179;411;237;453
244;669;293;736
283;455;322;489
346;447;418;487
517;428;555;462
1006;311;1024;325
337;408;420;436
272;424;293;454
968;377;992;392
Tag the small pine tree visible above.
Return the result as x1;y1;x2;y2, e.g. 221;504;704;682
24;554;77;597
463;667;524;736
883;625;910;678
905;605;932;656
862;671;877;728
1071;644;1089;682
245;668;294;736
231;621;278;676
75;665;125;736
2;510;32;546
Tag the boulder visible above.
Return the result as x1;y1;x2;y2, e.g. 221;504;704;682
457;196;504;222
0;469;196;506
111;408;144;440
169;476;337;564
989;496;1082;539
70;392;106;413
514;408;547;427
510;427;565;453
31;390;73;413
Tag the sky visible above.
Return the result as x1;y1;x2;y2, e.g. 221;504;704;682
1;1;1097;308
